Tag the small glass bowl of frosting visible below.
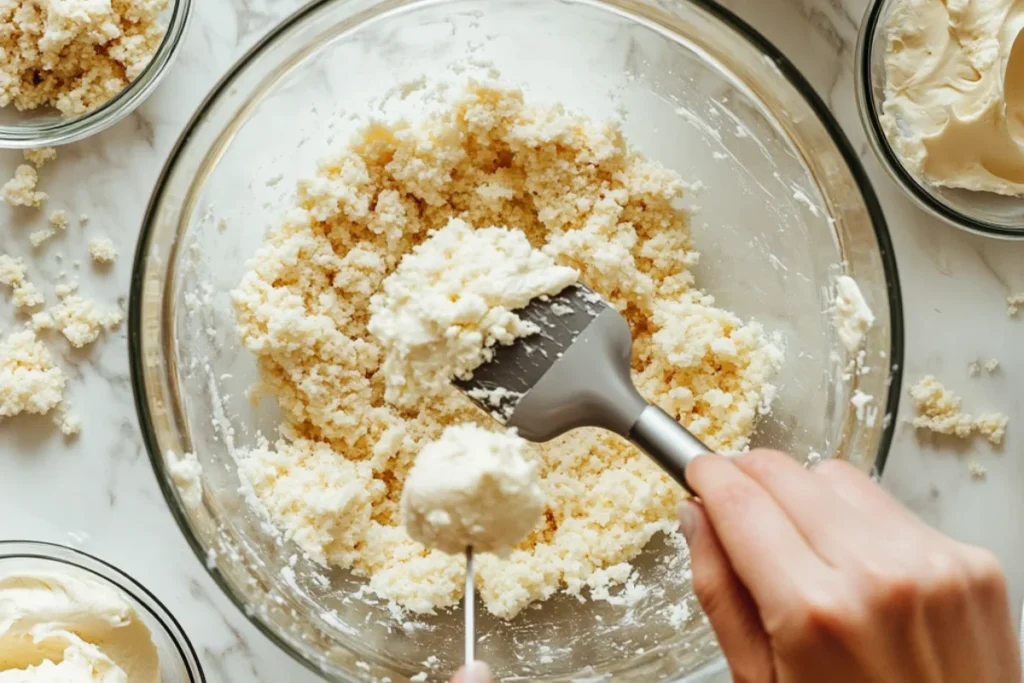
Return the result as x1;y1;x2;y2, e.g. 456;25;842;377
0;541;205;682
857;0;1024;238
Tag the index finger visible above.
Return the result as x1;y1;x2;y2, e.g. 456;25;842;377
686;454;833;612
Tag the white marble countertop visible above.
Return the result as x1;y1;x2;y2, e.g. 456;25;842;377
1;0;1022;681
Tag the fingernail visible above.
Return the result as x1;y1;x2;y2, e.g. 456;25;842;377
464;661;493;683
678;500;701;541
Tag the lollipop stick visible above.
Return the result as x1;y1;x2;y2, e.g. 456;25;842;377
465;546;475;666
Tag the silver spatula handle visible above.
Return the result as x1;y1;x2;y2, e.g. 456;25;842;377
629;406;709;495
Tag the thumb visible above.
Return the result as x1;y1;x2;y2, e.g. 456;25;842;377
452;661;493;683
679;500;774;682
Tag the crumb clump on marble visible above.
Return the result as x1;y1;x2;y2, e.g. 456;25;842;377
1009;293;1024;317
0;329;66;418
0;254;44;310
909;375;1008;445
968;461;988;480
88;237;118;264
401;424;545;557
48;289;123;348
231;83;783;621
0;0;168;118
24;147;57;168
2;165;47;208
969;359;1000;377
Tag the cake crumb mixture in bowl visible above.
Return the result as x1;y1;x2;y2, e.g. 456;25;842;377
0;0;193;148
131;0;903;681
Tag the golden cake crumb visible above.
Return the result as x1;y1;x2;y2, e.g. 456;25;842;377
88;237;118;264
24;147;57;168
910;375;1008;445
2;165;47;208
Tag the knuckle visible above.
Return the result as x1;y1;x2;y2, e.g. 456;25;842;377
813;458;857;478
738;449;791;476
772;588;859;652
690;571;720;607
961;547;1008;598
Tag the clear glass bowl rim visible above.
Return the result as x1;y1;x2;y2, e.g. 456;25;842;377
0;0;194;149
855;0;1024;240
128;0;906;680
0;540;207;683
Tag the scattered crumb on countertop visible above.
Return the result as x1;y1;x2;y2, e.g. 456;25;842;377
88;237;118;265
0;329;66;418
910;375;1008;445
29;228;55;248
47;290;123;348
2;165;47;208
968;462;988;480
1009;293;1024;316
49;210;69;230
24;147;57;168
57;411;82;437
970;359;1000;376
0;254;43;310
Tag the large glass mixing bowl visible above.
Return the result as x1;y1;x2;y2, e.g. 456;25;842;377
129;0;904;681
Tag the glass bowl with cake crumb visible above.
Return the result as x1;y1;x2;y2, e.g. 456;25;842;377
130;0;904;681
0;541;206;682
857;0;1024;239
0;0;193;149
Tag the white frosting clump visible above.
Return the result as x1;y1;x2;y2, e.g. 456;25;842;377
401;424;545;555
368;218;578;408
0;572;160;683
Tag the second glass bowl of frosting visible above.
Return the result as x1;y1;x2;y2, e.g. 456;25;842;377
857;0;1024;238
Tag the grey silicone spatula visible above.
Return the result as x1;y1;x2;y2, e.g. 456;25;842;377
455;284;710;494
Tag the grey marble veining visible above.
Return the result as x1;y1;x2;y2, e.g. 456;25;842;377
0;1;1022;681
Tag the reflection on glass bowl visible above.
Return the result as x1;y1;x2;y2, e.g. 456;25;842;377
130;0;903;681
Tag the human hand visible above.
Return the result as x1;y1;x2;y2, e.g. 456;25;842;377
451;661;493;682
680;451;1021;683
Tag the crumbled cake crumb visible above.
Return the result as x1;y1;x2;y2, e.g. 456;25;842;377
910;375;1008;445
968;462;988;480
88;237;118;264
49;210;69;230
48;293;123;348
24;148;57;168
57;411;82;437
29;228;55;248
1009;293;1024;316
31;311;54;331
970;359;1000;376
0;0;169;118
0;329;65;418
0;254;43;309
3;165;47;208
